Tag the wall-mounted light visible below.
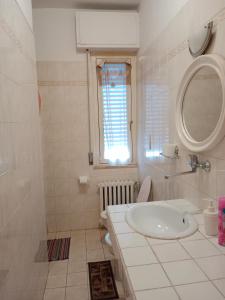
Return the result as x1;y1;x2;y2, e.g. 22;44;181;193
188;21;213;58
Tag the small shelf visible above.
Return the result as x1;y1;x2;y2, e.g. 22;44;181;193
160;153;180;159
160;146;180;160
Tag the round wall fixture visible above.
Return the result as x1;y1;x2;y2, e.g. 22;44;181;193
188;22;213;58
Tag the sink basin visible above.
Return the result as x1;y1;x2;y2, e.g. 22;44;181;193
126;203;198;239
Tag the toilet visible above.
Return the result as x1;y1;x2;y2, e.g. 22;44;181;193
102;176;152;250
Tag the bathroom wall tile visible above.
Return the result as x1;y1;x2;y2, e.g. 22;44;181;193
48;232;56;239
0;0;48;298
138;0;225;212
55;196;72;214
86;248;104;262
69;214;86;231
38;59;138;232
117;233;148;249
194;214;204;225
65;286;89;300
162;260;207;285
56;231;71;239
180;239;221;258
49;261;68;276
147;237;175;246
66;272;88;287
86;238;102;250
86;228;101;240
175;281;224;300
213;278;225;297
69;245;86;261
44;288;66;300
46;275;67;289
196;255;225;279
198;224;216;238
63;61;87;82
152;242;190;262
84;210;99;229
180;230;205;241
103;244;114;260
47;62;65;81
68;260;87;274
110;212;126;223
84;194;99;211
135;287;179;300
113;222;135;234
122;246;157;266
127;264;171;291
56;214;71;232
108;205;130;213
47;215;57;232
208;237;225;254
70;230;85;239
46;197;56;214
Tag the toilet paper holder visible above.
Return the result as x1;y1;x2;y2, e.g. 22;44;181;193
79;176;89;184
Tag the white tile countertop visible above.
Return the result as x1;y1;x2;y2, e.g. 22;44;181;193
107;203;225;300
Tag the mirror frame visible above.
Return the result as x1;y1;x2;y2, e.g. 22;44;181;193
176;54;225;152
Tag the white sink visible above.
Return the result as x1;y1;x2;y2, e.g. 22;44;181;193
126;202;198;239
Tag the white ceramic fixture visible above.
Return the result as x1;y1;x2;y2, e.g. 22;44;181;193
176;54;225;152
126;203;198;239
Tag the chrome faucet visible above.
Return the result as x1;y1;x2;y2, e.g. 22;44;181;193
164;154;211;179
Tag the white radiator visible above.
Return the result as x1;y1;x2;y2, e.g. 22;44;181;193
99;180;135;212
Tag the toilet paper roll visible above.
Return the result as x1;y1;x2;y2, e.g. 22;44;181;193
162;144;177;157
79;176;88;184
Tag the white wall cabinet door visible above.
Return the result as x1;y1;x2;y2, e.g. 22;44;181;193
76;11;139;50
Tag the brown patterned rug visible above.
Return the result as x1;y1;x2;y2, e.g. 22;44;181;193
88;261;119;300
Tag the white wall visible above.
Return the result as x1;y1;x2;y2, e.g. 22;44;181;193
33;8;138;232
15;0;33;28
138;0;225;207
33;9;85;61
0;0;48;299
139;0;189;50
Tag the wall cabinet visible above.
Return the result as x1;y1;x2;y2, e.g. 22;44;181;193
75;11;139;50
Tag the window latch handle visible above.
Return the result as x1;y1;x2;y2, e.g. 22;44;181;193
130;120;133;131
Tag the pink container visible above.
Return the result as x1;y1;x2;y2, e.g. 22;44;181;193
218;197;225;246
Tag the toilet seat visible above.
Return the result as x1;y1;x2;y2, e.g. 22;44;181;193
100;210;107;220
100;210;108;228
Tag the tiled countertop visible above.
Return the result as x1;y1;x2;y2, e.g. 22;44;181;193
107;203;225;300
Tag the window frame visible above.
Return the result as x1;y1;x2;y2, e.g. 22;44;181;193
89;54;137;167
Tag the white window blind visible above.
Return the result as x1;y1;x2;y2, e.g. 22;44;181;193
97;61;132;163
145;83;169;158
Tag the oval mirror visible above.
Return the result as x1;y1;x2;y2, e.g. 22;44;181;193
176;55;225;152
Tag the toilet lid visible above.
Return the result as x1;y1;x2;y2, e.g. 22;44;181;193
136;176;152;202
100;210;107;219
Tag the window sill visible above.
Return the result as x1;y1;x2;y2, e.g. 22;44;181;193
93;163;138;170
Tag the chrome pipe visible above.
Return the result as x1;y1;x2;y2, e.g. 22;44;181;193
164;169;196;179
164;154;211;179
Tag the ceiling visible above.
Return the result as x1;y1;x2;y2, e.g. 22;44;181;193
32;0;141;10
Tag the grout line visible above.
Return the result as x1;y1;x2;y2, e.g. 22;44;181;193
13;0;33;33
193;257;225;298
58;226;225;299
178;238;222;260
110;212;225;300
0;16;35;65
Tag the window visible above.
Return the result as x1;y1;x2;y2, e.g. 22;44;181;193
90;56;136;166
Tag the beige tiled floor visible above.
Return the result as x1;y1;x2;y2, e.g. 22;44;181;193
44;229;114;300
